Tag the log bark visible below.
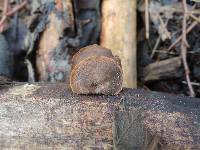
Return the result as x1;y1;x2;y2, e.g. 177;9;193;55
100;0;137;88
0;83;200;149
142;57;182;82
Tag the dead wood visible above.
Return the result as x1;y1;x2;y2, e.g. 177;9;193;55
0;83;199;149
36;0;75;82
70;44;123;95
100;0;137;88
71;44;113;69
142;57;182;82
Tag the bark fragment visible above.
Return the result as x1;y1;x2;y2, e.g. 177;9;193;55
142;57;182;82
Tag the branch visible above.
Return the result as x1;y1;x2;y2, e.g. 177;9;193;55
181;0;195;97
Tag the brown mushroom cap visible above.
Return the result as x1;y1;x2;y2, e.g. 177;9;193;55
71;44;114;69
70;56;123;95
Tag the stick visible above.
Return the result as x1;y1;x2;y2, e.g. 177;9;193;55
167;18;199;51
145;0;149;39
181;0;195;97
6;0;27;16
0;0;27;32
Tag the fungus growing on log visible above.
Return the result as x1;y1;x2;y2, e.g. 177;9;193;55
70;44;123;95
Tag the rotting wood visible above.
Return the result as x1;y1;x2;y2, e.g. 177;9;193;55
100;0;137;88
70;44;123;95
142;57;182;82
0;83;199;149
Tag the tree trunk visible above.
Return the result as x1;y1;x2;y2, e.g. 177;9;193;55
100;0;137;88
0;83;199;149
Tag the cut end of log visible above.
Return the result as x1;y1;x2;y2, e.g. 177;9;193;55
71;44;114;69
70;44;123;95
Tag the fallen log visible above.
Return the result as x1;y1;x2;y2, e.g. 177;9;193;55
142;57;182;82
0;83;199;149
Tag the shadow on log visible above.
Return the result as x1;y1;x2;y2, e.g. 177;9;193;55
0;83;199;149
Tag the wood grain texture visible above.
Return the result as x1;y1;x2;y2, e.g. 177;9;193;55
142;57;182;81
0;83;199;149
100;0;137;88
70;45;123;95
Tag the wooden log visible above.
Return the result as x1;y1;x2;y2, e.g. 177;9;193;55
0;83;199;149
100;0;137;88
142;57;182;82
70;44;123;95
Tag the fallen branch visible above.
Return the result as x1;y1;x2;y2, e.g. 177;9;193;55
167;17;199;51
0;0;27;32
142;57;182;82
145;0;149;39
181;0;195;97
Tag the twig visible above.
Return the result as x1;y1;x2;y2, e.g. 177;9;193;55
182;81;200;86
189;13;200;24
55;0;63;11
181;0;195;97
6;1;27;16
3;0;9;14
0;0;9;32
0;15;7;26
158;14;171;39
167;20;198;51
145;0;149;39
0;0;27;32
151;18;169;58
151;36;161;58
153;50;176;55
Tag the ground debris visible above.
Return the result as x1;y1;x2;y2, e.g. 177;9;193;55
137;0;200;97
